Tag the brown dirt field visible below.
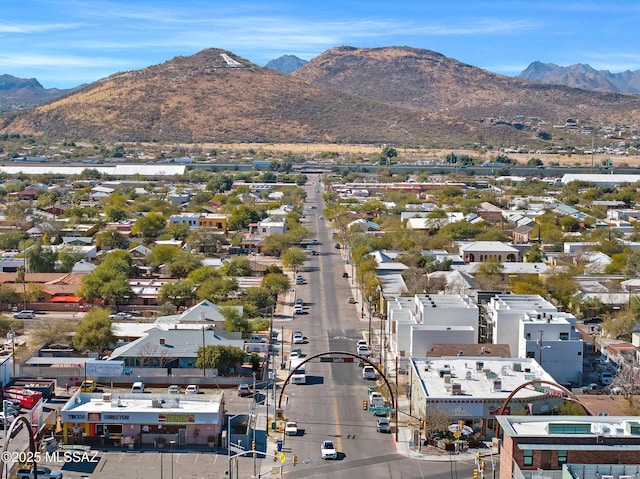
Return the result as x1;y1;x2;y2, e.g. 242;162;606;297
158;142;640;167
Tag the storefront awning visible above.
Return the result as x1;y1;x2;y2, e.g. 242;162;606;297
50;296;83;303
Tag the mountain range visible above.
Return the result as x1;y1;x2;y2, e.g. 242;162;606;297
0;74;82;114
518;61;640;94
1;47;640;148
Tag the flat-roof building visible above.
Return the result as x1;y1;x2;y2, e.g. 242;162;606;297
498;415;640;479
409;356;560;438
61;391;225;448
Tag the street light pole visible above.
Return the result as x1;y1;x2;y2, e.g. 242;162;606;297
169;440;176;479
368;295;372;349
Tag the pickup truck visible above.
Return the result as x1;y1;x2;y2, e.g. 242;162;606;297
16;466;63;479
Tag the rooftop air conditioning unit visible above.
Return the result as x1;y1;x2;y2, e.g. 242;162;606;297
493;379;502;392
102;393;112;401
512;362;522;372
451;383;462;395
465;371;472;380
476;361;484;371
444;374;451;384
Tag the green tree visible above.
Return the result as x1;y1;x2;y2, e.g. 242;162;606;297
131;212;167;241
79;255;135;306
228;205;262;231
164;222;191;242
220;256;253;277
57;247;88;273
261;273;290;296
624;250;640;279
474;259;505;290
242;287;275;311
26;241;56;273
94;229;130;250
196;345;245;374
221;306;251;338
159;280;196;306
72;309;116;352
168;250;202;278
281;247;306;273
196;277;238;303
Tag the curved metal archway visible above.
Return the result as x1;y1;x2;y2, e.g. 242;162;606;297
494;379;593;437
277;351;394;410
1;416;39;479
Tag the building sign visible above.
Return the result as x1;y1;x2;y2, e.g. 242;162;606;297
68;414;87;421
88;412;102;422
104;414;130;421
489;406;510;415
158;414;196;423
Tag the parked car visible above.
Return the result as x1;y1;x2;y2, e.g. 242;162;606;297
293;331;305;344
80;380;97;392
167;385;180;394
348;297;356;304
237;384;253;397
289;349;302;360
295;298;304;306
321;440;338;460
296;276;305;285
334;243;341;249
294;305;304;315
285;421;298;436
342;272;348;278
185;384;200;394
310;250;318;256
109;312;133;320
376;418;391;433
600;371;615;383
13;310;35;319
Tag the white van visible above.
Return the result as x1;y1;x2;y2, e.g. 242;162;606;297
131;381;144;393
185;384;200;394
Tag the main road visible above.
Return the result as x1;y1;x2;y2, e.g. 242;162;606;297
269;177;477;478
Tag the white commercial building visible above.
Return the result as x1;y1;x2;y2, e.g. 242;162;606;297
409;356;561;439
387;294;479;365
484;295;584;385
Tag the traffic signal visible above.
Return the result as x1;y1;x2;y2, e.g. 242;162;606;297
363;400;368;410
252;440;256;450
273;450;278;462
477;452;482;462
293;454;298;466
482;461;486;471
473;468;478;479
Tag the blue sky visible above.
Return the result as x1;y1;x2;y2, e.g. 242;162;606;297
2;0;640;89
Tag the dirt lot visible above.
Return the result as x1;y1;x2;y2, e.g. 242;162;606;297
192;142;640;167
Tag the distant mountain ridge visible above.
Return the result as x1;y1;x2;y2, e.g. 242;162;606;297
518;61;640;94
3;46;640;148
0;74;83;113
264;55;308;74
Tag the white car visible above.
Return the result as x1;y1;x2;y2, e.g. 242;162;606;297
285;421;298;436
167;385;180;394
109;312;132;320
289;350;301;360
293;331;305;344
357;344;371;358
294;305;304;315
185;384;200;394
321;440;338;460
362;366;376;380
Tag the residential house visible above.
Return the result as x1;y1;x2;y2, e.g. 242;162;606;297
459;241;520;263
108;327;245;369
